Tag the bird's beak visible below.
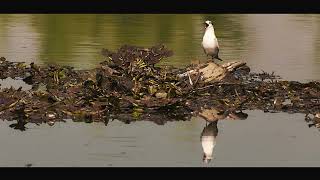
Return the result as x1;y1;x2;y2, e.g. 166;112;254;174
203;22;207;27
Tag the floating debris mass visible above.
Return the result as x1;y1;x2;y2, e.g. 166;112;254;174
0;45;319;131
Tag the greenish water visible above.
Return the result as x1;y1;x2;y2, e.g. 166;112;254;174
1;14;320;81
1;14;320;167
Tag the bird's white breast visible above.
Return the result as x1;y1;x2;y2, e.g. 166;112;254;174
202;27;219;49
201;135;216;158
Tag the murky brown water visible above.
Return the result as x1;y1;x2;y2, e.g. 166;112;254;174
1;14;320;167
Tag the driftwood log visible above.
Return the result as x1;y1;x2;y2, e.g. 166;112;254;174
178;61;248;83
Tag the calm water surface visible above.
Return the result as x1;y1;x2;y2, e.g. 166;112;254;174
0;14;320;167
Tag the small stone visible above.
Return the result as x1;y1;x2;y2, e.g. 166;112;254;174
47;121;55;126
25;163;32;167
47;114;56;118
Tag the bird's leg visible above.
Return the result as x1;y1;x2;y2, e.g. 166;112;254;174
216;56;223;61
211;56;216;63
205;55;211;63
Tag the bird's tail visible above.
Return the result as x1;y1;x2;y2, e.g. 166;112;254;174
216;56;223;61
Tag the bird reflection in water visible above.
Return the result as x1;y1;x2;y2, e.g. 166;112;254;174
199;108;248;164
201;121;218;163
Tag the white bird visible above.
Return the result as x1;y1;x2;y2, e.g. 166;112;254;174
200;121;218;163
202;20;223;62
